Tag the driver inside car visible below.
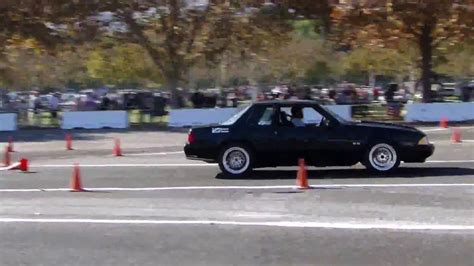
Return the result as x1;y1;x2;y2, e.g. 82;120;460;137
290;106;305;127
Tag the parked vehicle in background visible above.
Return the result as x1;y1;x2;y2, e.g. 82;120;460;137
413;81;471;102
38;95;52;110
0;89;8;109
431;83;457;102
116;90;169;116
457;80;474;102
59;93;80;111
334;84;373;105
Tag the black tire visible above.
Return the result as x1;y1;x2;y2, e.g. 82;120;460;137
363;143;400;173
218;144;254;177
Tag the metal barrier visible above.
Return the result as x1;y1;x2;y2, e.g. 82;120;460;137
6;102;474;130
62;111;129;129
0;112;17;131
15;110;61;128
352;104;404;121
13;109;168;129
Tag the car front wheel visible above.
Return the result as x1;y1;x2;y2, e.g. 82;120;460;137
364;143;400;173
218;144;253;177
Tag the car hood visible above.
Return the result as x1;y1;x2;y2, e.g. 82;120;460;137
351;120;421;133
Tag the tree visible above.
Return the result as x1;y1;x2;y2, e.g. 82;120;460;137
1;1;290;96
1;1;290;101
1;41;91;90
332;0;474;102
276;0;333;38
192;24;340;87
86;42;163;87
261;35;339;84
0;0;102;88
341;40;418;85
93;0;289;106
435;43;474;79
0;0;99;50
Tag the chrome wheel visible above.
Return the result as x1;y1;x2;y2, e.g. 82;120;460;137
222;147;250;175
368;143;398;172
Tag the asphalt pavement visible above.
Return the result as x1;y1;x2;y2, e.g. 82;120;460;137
0;126;473;266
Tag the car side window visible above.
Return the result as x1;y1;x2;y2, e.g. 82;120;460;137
303;107;325;125
280;106;326;127
247;106;276;126
257;107;275;126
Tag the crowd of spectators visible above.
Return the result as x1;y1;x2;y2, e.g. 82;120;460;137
186;84;406;109
0;89;168;113
1;81;472;114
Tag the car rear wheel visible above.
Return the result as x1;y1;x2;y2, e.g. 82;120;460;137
218;144;253;177
364;143;400;173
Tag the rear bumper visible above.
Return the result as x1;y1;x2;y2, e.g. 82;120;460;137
184;144;217;163
401;144;435;163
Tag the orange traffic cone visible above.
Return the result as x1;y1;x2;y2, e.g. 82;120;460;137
3;146;10;167
7;136;14;152
440;117;449;128
113;139;122;156
19;158;29;172
71;164;85;192
296;158;310;189
66;134;73;150
9;158;28;172
451;127;462;143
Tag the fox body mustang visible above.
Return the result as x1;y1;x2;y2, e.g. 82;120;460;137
184;100;434;177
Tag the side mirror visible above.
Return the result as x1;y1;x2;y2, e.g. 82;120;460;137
323;119;331;128
323;118;338;129
319;117;330;127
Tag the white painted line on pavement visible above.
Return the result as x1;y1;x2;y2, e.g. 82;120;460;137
0;186;292;192
0;183;472;193
0;217;472;231
423;126;474;133
0;188;70;192
126;151;184;157
30;160;474;168
32;163;218;168
430;141;474;145
423;128;449;132
426;160;474;163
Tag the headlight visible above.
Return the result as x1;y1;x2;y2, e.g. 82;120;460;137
418;136;429;145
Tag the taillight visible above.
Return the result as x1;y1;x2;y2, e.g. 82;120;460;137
187;131;196;144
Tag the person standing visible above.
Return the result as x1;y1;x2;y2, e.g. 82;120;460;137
49;93;59;126
100;93;111;110
385;83;397;103
31;92;41;126
461;83;472;102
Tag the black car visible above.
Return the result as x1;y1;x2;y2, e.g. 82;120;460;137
184;100;434;177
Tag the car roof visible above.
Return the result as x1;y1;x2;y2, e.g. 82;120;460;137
253;100;320;106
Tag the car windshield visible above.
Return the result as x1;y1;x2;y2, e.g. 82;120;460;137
220;105;251;125
320;105;347;123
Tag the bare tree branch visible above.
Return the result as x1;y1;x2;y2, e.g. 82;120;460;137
121;10;167;74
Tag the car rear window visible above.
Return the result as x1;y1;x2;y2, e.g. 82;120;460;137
220;105;251;125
